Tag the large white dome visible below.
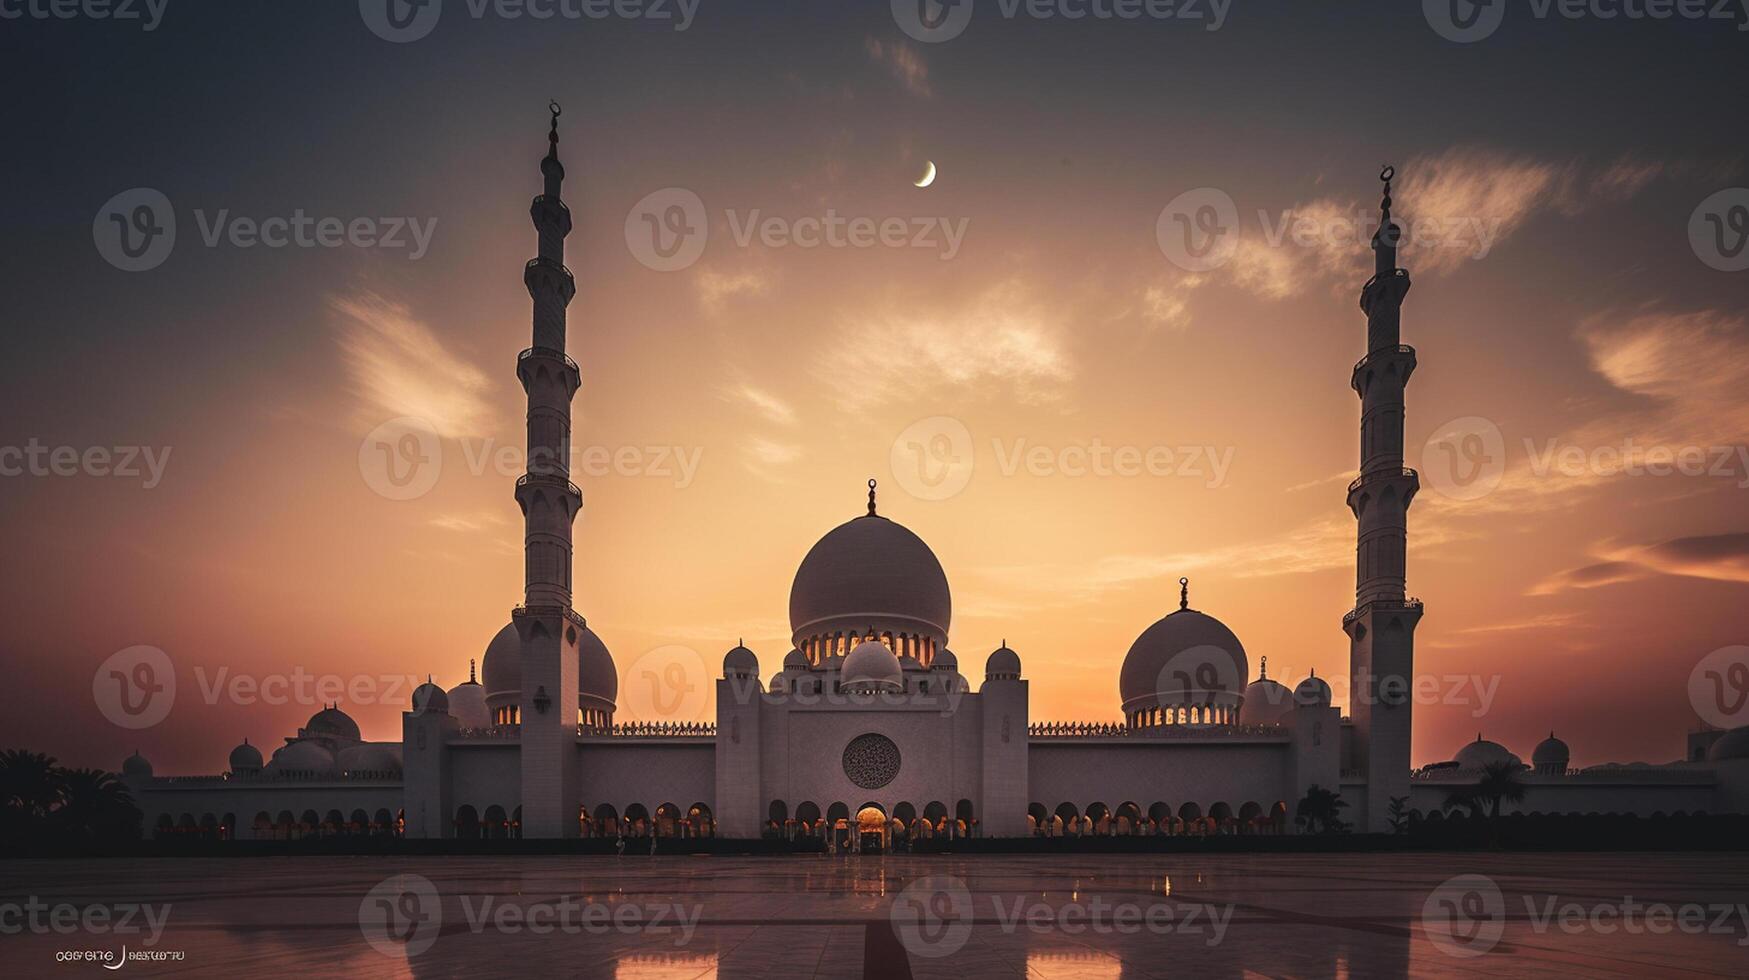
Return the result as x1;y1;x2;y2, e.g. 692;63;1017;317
1119;603;1248;714
480;620;618;713
789;513;951;644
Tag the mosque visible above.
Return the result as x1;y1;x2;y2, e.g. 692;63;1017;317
119;111;1749;845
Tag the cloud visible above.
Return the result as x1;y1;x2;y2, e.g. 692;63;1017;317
1529;560;1650;596
696;268;771;312
722;384;797;426
823;280;1074;410
1532;533;1749;594
331;290;493;439
1139;276;1203;331
429;512;507;533
864;37;931;98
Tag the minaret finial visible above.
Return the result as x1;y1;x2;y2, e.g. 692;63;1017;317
547;100;562;155
1179;577;1189;611
867;477;878;516
1373;164;1400;276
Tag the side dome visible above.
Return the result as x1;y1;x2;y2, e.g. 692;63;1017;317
932;647;958;671
337;743;402;774
985;643;1021;681
1237;661;1293;726
579;626;618;710
228;739;263;772
789;501;952;653
1454;735;1523;771
411;680;449;715
724;642;759;679
1119;585;1248;716
480;622;521;712
1707;726;1749;762
1294;669;1332;707
1532;732;1570;771
121;750;152;778
782;648;809;671
270;740;335;775
304;705;360;741
842;639;903;692
448;661;490;729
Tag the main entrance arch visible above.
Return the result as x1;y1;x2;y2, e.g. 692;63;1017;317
855;804;887;853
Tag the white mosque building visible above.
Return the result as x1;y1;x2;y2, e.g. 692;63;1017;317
120;113;1749;844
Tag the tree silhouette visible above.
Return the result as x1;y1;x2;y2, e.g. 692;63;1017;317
1444;761;1526;845
0;750;140;843
1294;784;1350;835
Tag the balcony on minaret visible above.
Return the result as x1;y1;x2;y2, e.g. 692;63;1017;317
524;256;577;304
1350;344;1417;396
1346;466;1419;509
530;193;573;237
517;345;582;398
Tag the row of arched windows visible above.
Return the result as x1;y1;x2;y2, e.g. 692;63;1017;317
802;631;936;667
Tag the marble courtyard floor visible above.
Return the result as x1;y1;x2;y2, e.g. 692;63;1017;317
2;851;1746;977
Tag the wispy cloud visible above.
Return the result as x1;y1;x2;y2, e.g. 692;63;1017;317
1532;533;1749;594
696;268;771;312
864;36;931;98
331;290;493;439
722;384;797;426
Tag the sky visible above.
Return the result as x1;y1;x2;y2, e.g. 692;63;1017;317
1;2;1747;775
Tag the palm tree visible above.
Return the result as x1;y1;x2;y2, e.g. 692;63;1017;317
1444;761;1526;844
0;750;62;833
1294;784;1350;835
53;769;139;840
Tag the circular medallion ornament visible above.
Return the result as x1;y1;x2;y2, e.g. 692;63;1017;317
842;733;901;790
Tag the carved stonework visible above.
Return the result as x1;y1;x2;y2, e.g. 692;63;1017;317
842;733;901;790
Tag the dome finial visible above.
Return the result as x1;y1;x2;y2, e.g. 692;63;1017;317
469;658;477;683
1179;576;1189;611
1259;655;1267;680
867;477;878;516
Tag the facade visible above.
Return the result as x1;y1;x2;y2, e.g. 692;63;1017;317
122;121;1749;843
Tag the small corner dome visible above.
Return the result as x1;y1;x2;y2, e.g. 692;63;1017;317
724;643;758;678
121;751;152;778
932;647;958;671
447;680;489;729
783;648;809;670
337;743;402;774
412;680;449;715
305;705;361;741
1707;726;1749;762
985;644;1021;679
228;739;263;771
1293;671;1332;707
271;740;336;773
1454;735;1523;771
1238;675;1294;726
843;639;903;690
1532;732;1570;766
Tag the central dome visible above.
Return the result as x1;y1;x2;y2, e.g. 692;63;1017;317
789;511;951;653
1119;601;1248;716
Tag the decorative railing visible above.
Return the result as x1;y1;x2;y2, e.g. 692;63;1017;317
1029;722;1288;739
1413;765;1714;784
515;473;582;498
524;256;575;287
1347;467;1418;496
1343;596;1423;625
454;726;521;740
150;769;402;785
586;721;716;738
1351;344;1415;377
518;345;579;373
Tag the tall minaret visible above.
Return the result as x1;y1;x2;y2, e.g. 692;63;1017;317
1343;166;1423;833
514;101;584;838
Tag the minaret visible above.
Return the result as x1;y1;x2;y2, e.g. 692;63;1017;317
1343;166;1423;833
514;101;585;838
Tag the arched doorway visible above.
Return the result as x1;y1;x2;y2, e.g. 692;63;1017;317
826;802;850;850
855;804;887;853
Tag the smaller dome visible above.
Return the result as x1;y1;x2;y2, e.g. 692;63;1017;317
579;626;618;707
121;750;152;778
1238;672;1294;726
337;743;402;774
448;669;490;729
272;740;336;774
932;648;958;671
228;739;263;772
1532;732;1570;768
783;648;809;671
724;642;758;678
481;622;521;703
946;673;971;694
304;705;361;741
843;639;903;692
1707;726;1749;762
412;680;449;715
1294;669;1332;707
985;643;1021;680
1454;735;1523;771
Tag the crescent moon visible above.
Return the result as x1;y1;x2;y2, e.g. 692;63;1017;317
913;160;937;188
